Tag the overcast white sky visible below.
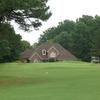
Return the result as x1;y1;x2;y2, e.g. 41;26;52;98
13;0;100;45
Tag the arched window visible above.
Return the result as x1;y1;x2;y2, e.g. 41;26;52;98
49;52;56;58
42;49;47;55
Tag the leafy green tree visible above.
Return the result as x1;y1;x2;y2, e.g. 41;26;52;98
38;20;76;45
93;32;100;51
90;16;100;58
0;40;11;62
53;32;72;50
32;42;38;48
21;40;31;51
0;0;51;30
38;15;100;62
72;15;95;61
93;16;100;54
38;27;56;44
0;23;22;62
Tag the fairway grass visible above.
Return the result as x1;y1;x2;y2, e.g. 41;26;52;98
0;61;100;100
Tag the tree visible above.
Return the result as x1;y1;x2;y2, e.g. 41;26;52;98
32;42;38;48
0;0;51;30
72;15;95;61
0;23;22;62
21;40;31;51
93;15;100;54
53;32;72;50
38;15;99;62
38;27;56;44
0;40;11;62
38;20;76;45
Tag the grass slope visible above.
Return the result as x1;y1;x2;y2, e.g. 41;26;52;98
0;61;100;100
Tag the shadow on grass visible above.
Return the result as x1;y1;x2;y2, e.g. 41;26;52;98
0;76;49;86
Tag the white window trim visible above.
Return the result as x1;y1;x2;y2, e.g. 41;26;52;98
49;52;57;58
48;46;59;56
42;49;47;55
29;52;42;60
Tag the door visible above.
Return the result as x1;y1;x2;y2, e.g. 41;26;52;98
34;59;39;63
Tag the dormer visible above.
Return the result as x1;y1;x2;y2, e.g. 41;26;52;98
42;49;47;55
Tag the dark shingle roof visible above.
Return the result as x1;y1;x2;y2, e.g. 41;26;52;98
20;49;34;59
20;42;76;60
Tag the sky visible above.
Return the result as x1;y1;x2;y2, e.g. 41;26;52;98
13;0;100;45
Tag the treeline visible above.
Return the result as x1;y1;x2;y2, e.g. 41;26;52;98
0;0;51;63
0;23;31;63
38;15;100;62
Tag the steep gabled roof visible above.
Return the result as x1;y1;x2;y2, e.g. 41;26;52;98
20;49;34;59
20;42;76;60
54;43;76;60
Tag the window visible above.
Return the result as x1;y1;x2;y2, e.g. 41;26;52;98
49;52;56;58
42;49;47;55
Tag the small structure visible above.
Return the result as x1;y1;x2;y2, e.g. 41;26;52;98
91;56;100;63
20;42;76;63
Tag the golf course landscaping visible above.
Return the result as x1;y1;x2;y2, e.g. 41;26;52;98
0;61;100;100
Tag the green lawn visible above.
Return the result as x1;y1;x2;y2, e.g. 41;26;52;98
0;61;100;100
